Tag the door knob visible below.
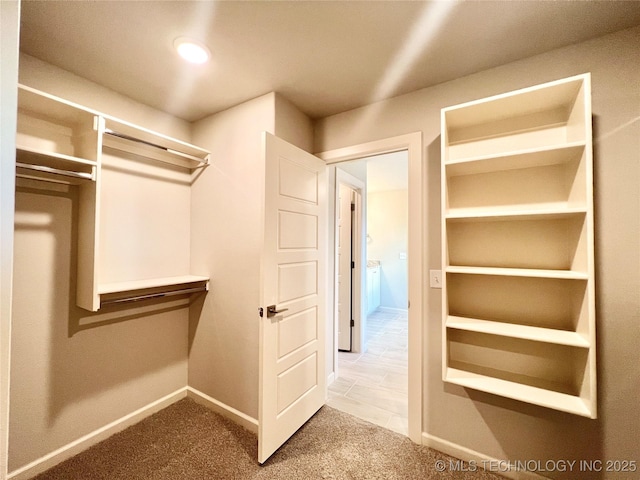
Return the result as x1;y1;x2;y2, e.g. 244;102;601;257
266;305;288;317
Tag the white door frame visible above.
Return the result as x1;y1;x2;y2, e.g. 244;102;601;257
334;170;365;369
317;132;423;443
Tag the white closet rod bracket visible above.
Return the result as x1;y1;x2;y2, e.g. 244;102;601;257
103;128;209;166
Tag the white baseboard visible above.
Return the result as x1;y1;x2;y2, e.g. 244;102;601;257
8;387;188;480
422;433;547;480
327;371;335;387
186;386;258;434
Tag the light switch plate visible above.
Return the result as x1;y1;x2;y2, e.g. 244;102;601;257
429;269;442;289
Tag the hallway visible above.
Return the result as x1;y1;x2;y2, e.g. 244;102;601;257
327;309;408;435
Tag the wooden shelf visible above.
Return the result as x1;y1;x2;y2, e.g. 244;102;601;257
446;316;590;348
445;368;593;418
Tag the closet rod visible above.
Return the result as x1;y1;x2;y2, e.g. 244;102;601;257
16;162;94;181
103;129;209;166
100;285;207;306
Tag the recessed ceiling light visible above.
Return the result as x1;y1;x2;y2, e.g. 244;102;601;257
174;37;210;64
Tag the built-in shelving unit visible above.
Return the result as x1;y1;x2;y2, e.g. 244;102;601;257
15;84;211;311
441;74;596;418
16;85;99;183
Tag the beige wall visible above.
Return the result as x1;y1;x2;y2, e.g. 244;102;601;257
189;92;313;420
275;93;314;153
315;26;640;478
188;93;276;419
19;54;192;143
367;189;408;310
10;59;192;473
1;2;20;478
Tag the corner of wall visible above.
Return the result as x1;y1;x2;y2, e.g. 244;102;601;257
274;93;314;153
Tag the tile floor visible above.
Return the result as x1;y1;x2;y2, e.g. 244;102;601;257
327;308;408;435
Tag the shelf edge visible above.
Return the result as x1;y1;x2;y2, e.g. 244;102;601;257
444;368;593;417
446;316;590;348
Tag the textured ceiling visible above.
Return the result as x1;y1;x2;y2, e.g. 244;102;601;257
19;0;640;122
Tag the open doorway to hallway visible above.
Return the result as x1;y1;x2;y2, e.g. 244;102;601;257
327;151;409;435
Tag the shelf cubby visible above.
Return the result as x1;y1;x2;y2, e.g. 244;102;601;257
445;145;587;215
443;77;587;162
17;85;99;162
446;272;588;333
447;329;588;394
441;74;596;417
446;212;587;271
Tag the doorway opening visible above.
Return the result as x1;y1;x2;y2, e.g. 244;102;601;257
328;150;409;435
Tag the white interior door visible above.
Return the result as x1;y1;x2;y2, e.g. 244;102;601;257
259;132;327;464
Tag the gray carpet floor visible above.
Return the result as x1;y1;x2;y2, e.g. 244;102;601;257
34;398;503;479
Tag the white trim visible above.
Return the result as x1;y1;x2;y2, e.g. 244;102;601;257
327;371;335;387
7;388;188;480
186;386;258;434
422;433;547;480
1;2;20;479
317;131;423;444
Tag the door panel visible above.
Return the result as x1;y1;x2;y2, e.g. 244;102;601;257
278;262;317;302
278;211;317;249
259;132;326;464
337;184;354;351
278;307;318;357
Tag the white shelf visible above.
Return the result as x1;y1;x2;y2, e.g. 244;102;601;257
445;142;585;176
445;266;588;280
103;116;210;169
17;145;97;168
98;275;209;295
445;206;586;222
446;316;590;348
16;146;97;184
98;276;209;308
445;368;593;418
18;84;97;125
